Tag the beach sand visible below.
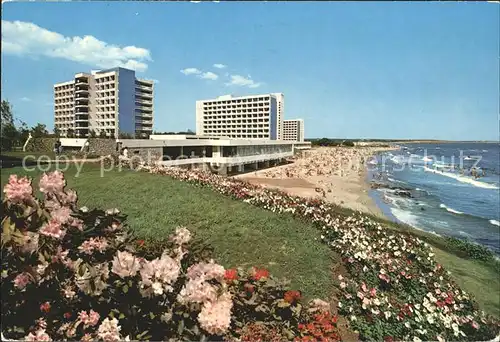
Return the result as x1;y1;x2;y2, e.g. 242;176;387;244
234;146;396;217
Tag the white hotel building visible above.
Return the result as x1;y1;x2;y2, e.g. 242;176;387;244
283;119;305;142
195;93;284;140
54;67;154;138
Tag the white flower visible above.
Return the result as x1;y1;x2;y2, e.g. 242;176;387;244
338;302;343;308
350;315;357;321
413;337;422;342
384;311;391;319
405;322;411;329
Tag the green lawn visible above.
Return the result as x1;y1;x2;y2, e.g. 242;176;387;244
0;164;335;300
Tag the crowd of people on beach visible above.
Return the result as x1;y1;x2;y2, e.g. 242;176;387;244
261;147;381;179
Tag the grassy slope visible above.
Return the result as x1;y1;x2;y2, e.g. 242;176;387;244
0;164;335;300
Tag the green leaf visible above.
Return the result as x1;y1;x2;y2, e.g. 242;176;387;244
149;312;155;319
123;285;129;293
177;320;184;335
118;313;125;319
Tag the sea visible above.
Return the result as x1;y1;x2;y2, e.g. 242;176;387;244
367;143;500;255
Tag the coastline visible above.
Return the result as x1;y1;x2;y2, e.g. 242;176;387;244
233;146;397;218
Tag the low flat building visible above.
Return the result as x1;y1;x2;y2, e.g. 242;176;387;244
118;137;310;175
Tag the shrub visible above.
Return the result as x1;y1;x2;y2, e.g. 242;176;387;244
1;171;336;341
445;237;495;262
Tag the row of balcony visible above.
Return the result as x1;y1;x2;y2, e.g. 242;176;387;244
203;97;270;106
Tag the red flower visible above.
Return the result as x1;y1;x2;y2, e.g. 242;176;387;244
252;267;269;281
384;336;394;342
224;269;239;282
40;302;51;313
436;300;445;308
136;239;145;247
298;323;305;330
64;312;72;319
284;290;301;303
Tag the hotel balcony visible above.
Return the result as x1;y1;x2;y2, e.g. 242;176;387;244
75;77;89;86
135;91;153;98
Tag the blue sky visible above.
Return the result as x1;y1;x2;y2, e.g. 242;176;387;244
2;1;499;140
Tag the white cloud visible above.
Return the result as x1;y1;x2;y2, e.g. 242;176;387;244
180;68;201;75
20;97;31;102
1;20;152;72
198;72;218;80
213;63;226;69
226;74;262;88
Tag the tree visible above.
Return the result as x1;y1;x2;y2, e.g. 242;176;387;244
31;123;49;138
89;129;97;138
54;126;61;138
67;128;75;138
1;100;19;151
99;130;107;139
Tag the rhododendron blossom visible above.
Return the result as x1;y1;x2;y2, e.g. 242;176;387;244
13;272;32;290
79;310;100;327
97;318;121;342
39;219;66;240
171;226;191;245
39;171;65;194
186;260;225;281
111;250;141;278
139;252;180;296
78;237;109;255
178;277;218;304
4;175;33;204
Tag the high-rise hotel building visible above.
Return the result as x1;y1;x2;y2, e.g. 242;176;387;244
54;67;154;138
195;93;284;140
283;119;305;142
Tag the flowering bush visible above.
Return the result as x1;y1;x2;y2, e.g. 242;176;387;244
1;171;337;341
139;165;500;341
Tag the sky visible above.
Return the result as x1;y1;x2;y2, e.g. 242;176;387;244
2;1;499;140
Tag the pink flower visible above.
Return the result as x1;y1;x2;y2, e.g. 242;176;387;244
97;318;121;342
177;277;218;304
21;232;39;254
361;282;368;292
39;219;66;239
171;226;191;245
111;251;140;278
39;171;65;194
61;190;78;205
379;273;390;283
51;207;72;225
186;260;225;281
79;310;100;327
139;253;180;296
13;272;31;290
4;174;33;204
198;292;233;335
472;321;480;329
78;237;108;255
370;288;377;297
357;291;365;300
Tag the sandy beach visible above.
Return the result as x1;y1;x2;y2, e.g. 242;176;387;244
234;146;396;217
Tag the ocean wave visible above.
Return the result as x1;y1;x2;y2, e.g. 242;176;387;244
439;203;464;215
423;166;499;190
490;220;500;227
390;207;419;227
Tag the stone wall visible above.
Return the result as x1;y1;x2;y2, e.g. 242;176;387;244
88;139;118;156
126;147;163;163
25;138;57;152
